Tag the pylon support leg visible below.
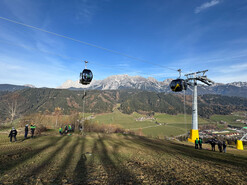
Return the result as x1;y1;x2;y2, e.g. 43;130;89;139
188;129;199;143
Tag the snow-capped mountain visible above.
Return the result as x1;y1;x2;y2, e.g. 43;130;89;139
58;75;172;92
57;74;247;98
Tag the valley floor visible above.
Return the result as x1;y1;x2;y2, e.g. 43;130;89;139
0;133;246;184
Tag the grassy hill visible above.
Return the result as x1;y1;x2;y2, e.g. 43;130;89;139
0;132;246;184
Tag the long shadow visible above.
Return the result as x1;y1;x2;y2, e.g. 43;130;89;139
126;135;247;169
97;135;142;184
74;136;87;184
125;135;172;155
53;136;80;183
169;142;247;169
114;145;178;184
0;136;64;174
13;136;71;184
106;138;137;150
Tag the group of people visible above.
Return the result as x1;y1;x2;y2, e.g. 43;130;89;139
195;138;203;149
59;124;74;135
208;138;227;153
195;138;227;153
8;123;36;142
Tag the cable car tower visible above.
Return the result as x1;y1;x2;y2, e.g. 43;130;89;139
185;70;214;142
170;69;214;143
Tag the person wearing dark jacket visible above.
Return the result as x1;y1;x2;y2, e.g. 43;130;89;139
223;141;227;153
24;124;28;139
9;127;18;142
218;140;223;152
64;125;68;135
211;139;216;151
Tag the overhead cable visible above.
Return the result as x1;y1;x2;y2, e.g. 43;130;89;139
0;16;177;71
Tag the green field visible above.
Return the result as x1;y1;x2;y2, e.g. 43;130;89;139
142;124;189;137
210;114;247;127
93;110;156;129
154;113;209;124
92;110;211;137
0;132;246;184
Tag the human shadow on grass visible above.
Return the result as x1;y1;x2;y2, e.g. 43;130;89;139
97;135;142;184
73;137;87;184
13;136;70;184
0;136;64;174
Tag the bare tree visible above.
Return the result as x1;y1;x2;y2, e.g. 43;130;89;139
1;92;24;124
54;107;62;128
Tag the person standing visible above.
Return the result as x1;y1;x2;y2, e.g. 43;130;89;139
211;139;216;151
9;127;18;142
195;138;199;149
24;124;28;139
218;140;223;152
30;124;36;138
199;138;203;150
223;141;227;153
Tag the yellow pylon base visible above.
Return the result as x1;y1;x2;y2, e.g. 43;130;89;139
188;129;199;143
236;140;244;150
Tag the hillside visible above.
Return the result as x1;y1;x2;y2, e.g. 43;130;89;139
0;84;31;92
0;133;246;184
1;88;247;122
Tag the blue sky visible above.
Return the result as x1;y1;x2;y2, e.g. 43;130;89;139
0;0;247;87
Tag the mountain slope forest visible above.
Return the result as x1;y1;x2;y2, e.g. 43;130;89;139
0;88;247;122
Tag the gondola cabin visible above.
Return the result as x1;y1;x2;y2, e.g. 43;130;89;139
80;69;93;85
170;79;187;92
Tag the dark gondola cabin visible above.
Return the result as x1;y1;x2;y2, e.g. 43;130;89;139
170;79;187;92
80;69;93;85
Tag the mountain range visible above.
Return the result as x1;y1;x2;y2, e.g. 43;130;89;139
1;75;247;98
58;75;247;98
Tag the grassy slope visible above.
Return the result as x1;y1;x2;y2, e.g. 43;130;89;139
0;133;246;184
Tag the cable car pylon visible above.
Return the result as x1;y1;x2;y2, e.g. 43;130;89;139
236;133;247;150
170;69;214;143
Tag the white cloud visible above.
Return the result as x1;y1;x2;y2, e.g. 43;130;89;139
74;0;99;24
217;63;247;74
195;0;221;14
212;74;247;83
